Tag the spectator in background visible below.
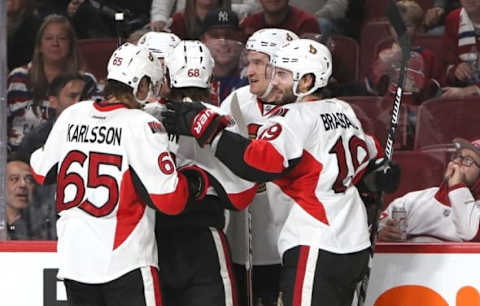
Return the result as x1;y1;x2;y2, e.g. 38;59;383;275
7;14;98;151
424;0;460;35
240;0;320;38
18;73;86;160
150;0;260;32
17;74;87;241
200;8;248;105
442;0;480;98
7;0;40;71
368;0;445;104
378;138;480;242
6;152;36;240
169;0;231;40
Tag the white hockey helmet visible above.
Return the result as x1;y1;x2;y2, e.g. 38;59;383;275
271;39;332;98
246;28;299;59
107;42;164;104
165;40;215;89
137;31;180;58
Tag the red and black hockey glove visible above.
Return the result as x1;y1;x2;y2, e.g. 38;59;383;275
162;101;230;147
179;165;210;200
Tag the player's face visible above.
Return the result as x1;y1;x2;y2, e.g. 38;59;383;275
51;79;85;116
246;51;270;96
6;161;35;212
270;66;296;104
260;0;289;14
40;22;71;64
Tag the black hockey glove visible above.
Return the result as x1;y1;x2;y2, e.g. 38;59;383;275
179;165;210;200
361;158;401;194
162;101;230;147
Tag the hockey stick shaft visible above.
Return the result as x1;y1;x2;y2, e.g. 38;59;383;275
355;2;410;305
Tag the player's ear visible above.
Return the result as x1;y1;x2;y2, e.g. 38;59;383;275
298;74;315;94
49;96;58;109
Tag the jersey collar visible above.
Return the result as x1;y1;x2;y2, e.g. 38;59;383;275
256;98;283;117
94;99;131;112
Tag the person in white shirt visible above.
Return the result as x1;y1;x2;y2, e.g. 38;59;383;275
378;138;480;242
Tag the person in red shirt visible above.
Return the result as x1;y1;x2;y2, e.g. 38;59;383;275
240;0;320;37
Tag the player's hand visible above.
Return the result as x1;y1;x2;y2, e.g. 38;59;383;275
378;218;405;241
454;62;473;81
178;165;210;200
162;101;231;147
362;158;401;194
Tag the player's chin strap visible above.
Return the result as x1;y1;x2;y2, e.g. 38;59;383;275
260;82;273;100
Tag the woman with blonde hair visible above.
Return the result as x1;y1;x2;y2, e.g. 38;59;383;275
7;14;98;150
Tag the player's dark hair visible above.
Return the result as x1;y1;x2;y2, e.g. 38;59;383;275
168;87;210;102
48;73;85;97
103;79;134;100
304;73;331;99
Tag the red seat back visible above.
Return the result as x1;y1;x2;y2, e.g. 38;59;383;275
360;20;391;80
364;0;434;21
78;38;117;82
384;150;444;206
340;96;409;150
331;35;360;83
414;96;480;149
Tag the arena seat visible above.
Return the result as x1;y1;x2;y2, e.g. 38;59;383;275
340;96;409;150
331;35;360;83
414;96;480;149
78;38;117;82
384;150;445;206
364;0;434;21
359;20;391;80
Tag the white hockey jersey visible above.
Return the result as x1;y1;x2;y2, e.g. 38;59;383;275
214;97;382;256
220;86;293;265
379;184;480;242
30;100;191;284
144;100;257;210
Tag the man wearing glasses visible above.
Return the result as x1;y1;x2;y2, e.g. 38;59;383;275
378;138;480;242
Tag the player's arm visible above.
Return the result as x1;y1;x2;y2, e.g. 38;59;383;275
161;101;302;182
127;117;209;215
30;112;67;185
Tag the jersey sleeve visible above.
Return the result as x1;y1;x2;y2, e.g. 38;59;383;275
214;116;302;182
30;112;66;184
125;115;191;215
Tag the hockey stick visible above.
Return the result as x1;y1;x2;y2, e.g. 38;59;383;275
355;1;410;305
229;93;254;306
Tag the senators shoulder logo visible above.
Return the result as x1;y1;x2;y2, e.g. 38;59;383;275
148;121;164;134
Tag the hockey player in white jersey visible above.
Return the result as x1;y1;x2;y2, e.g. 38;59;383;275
220;28;299;306
161;39;400;306
378;138;480;242
30;43;211;306
137;31;180;100
145;40;256;306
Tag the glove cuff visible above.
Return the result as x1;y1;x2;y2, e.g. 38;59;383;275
191;108;230;147
179;165;210;200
